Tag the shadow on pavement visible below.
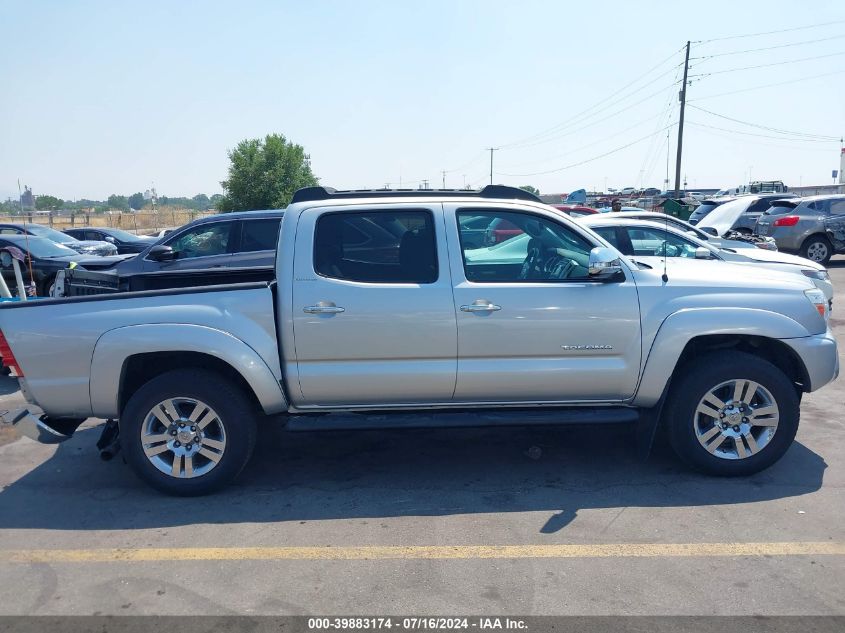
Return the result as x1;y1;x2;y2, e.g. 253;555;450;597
0;421;826;533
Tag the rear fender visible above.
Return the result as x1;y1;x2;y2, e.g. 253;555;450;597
90;324;287;418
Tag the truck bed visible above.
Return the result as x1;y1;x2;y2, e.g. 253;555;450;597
57;266;276;297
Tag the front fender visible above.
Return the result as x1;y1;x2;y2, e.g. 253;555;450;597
90;323;287;418
633;307;810;407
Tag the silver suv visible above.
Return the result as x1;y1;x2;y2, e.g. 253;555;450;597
754;195;845;264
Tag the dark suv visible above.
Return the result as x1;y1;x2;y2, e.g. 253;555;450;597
113;210;284;275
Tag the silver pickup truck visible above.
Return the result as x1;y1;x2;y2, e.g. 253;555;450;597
0;186;838;495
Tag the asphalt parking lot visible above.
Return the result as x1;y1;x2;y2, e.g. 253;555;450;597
0;262;843;616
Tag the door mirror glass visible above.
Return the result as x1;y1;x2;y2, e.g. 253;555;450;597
0;251;11;268
148;245;176;261
588;247;623;279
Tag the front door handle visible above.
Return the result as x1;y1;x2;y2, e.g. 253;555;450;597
460;301;502;313
303;303;345;314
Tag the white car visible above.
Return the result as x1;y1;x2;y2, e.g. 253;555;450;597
578;216;833;308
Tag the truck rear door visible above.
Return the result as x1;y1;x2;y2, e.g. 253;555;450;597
290;204;457;407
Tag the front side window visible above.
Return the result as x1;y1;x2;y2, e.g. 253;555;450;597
457;210;593;282
314;210;437;283
239;218;281;252
622;226;698;258
166;222;233;259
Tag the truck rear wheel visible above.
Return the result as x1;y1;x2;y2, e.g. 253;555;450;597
664;351;799;476
121;369;257;495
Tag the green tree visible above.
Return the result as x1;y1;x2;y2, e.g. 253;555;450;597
519;185;540;196
107;194;129;211
35;194;64;211
128;192;145;210
192;193;210;209
217;133;318;211
210;193;224;205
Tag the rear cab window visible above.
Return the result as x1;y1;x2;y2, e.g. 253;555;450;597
313;210;437;283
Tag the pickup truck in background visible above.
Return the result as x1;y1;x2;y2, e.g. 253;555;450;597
0;186;838;495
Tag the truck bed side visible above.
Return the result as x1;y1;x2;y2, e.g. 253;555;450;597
0;283;285;418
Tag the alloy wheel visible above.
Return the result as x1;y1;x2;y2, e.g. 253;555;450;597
693;379;779;460
140;397;227;478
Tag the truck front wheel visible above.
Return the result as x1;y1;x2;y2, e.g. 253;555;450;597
665;351;799;476
121;369;257;495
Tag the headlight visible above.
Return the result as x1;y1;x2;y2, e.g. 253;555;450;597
801;269;830;281
805;288;829;320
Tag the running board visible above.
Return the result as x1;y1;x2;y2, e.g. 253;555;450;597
285;406;639;432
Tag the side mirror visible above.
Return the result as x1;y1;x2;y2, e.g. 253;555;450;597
104;236;116;244
694;246;712;259
147;245;176;261
700;226;718;236
588;247;623;280
0;252;10;268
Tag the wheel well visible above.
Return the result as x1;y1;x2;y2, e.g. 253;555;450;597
802;233;830;246
674;334;809;391
119;352;263;416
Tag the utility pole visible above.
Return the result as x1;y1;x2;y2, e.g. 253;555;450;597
673;41;690;197
442;171;446;189
487;147;497;185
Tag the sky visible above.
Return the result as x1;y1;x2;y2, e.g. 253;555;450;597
2;0;844;202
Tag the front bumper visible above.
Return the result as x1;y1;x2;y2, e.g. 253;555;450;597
0;407;82;444
784;329;839;392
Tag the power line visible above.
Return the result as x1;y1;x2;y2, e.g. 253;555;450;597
686;121;835;143
497;109;675;171
498;46;685;150
689;50;845;78
694;19;845;44
496;124;675;178
690;33;845;60
688;123;836;153
689;69;845;101
496;78;683;154
687;104;839;140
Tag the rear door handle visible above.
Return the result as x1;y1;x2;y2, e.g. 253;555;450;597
304;304;345;314
460;301;502;313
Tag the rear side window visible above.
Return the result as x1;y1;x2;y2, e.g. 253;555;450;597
314;210;437;284
239;218;281;252
828;199;845;216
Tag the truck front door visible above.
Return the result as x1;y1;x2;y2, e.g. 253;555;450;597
290;204;457;407
446;203;642;403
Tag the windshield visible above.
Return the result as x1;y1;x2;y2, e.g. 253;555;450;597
106;228;147;242
3;236;76;258
24;224;77;244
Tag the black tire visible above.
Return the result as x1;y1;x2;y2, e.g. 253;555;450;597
799;235;832;265
664;351;800;477
121;369;257;495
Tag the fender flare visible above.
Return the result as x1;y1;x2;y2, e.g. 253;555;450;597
89;323;287;418
633;307;810;407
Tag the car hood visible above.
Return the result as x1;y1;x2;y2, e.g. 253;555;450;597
697;198;750;236
629;256;814;292
66;240;115;250
46;253;136;268
722;248;824;270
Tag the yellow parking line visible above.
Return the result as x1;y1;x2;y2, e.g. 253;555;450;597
0;542;843;563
